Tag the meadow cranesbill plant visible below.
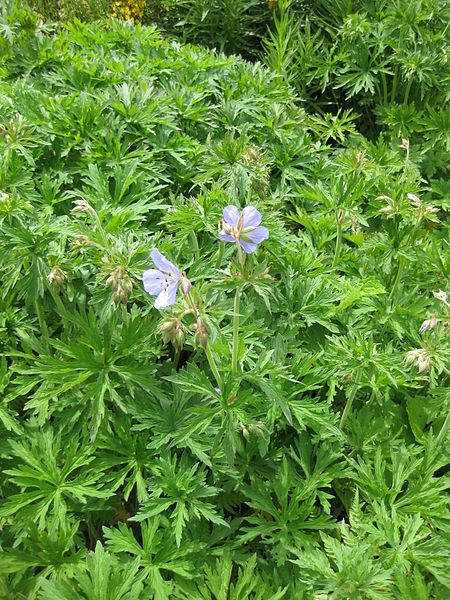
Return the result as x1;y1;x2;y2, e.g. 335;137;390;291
219;205;269;254
1;7;449;598
219;205;269;377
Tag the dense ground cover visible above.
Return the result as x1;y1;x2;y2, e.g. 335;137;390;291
0;2;449;598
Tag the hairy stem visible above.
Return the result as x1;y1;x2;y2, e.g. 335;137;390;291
173;346;181;371
34;299;49;349
332;211;343;268
436;410;450;447
389;254;405;300
403;77;413;106
231;288;241;377
216;241;225;269
204;341;223;390
340;369;362;429
191;231;200;261
186;291;223;390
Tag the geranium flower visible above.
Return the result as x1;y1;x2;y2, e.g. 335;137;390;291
142;249;183;309
219;205;269;254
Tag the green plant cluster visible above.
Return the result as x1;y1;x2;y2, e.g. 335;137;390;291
143;0;279;57
0;2;449;599
264;0;449;179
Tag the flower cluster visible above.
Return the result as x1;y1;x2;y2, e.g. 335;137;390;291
143;205;269;308
110;0;146;23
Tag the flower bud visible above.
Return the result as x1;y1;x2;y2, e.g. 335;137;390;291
433;290;449;307
240;423;250;440
74;235;91;247
180;276;192;296
193;317;208;349
72;198;93;214
47;266;67;286
106;267;133;305
158;318;184;348
399;138;410;152
404;348;432;373
419;315;438;334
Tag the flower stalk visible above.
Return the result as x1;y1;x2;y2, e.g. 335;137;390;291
332;209;343;268
185;292;223;391
436;410;450;447
340;368;362;429
232;287;241;377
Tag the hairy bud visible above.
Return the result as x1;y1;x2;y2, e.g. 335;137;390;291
47;266;67;287
404;348;432;373
433;290;449;307
419;315;438;334
193;317;208;349
72;198;93;214
106;266;133;305
180;276;192;296
158;318;185;348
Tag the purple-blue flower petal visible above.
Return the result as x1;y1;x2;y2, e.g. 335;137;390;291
239;240;258;254
246;225;269;244
151;248;181;277
222;205;240;227
142;269;167;296
154;280;179;309
219;231;236;243
242;206;262;228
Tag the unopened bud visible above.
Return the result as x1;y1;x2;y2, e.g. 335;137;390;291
74;235;91;247
193;317;208;349
240;423;250;440
404;348;432;373
400;138;410;151
47;266;67;286
419;315;438;334
158;318;184;348
180;276;192;296
407;192;421;207
433;290;449;307
106;267;133;305
72;198;93;214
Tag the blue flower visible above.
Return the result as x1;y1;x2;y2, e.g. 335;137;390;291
219;205;269;254
142;249;182;309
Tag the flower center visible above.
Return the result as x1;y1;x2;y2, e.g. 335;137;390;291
223;215;256;242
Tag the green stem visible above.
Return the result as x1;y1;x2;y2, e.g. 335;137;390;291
403;77;413;106
173;346;181;371
89;207;109;251
34;299;49;350
391;67;399;103
332;211;343;268
231;288;241;377
436;410;450;447
44;279;67;316
215;241;225;269
121;303;128;325
340;368;362;429
185;292;223;390
204;340;223;390
389;254;405;300
381;73;388;106
191;231;200;261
